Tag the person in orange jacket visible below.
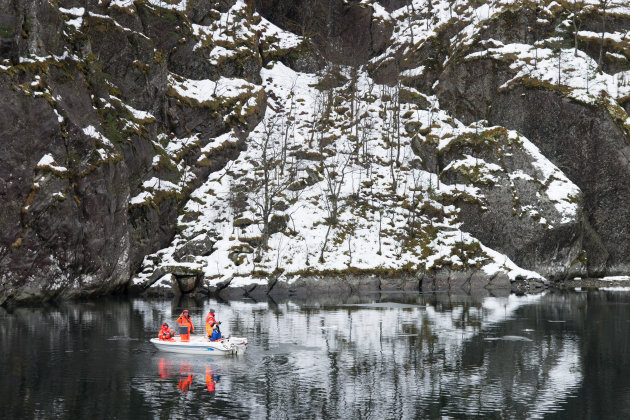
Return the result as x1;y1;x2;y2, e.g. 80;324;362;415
205;309;221;341
158;323;175;341
177;309;195;341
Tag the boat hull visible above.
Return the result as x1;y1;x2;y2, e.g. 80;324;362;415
150;336;247;355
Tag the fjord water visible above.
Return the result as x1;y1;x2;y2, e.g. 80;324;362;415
2;291;630;419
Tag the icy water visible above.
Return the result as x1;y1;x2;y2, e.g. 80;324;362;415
3;290;630;419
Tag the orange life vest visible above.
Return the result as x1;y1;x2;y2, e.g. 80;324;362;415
205;314;217;336
158;326;174;340
177;314;195;334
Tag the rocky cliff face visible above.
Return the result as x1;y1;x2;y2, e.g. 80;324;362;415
0;0;265;304
1;0;629;304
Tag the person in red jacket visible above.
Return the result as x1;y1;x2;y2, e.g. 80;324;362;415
158;323;175;341
205;309;221;341
177;309;195;341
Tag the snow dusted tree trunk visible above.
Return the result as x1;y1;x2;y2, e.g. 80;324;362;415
322;146;352;226
250;117;293;255
586;61;590;93
260;122;273;249
557;48;562;85
350;66;359;140
347;222;356;266
280;81;296;175
394;82;402;166
572;0;584;57
598;0;609;69
408;171;422;237
377;210;383;255
319;223;332;263
533;4;539;69
406;0;415;45
383;87;398;195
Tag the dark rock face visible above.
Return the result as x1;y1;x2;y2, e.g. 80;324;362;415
0;0;66;63
436;57;628;275
0;66;131;303
173;233;216;262
255;0;392;66
199;272;529;302
489;88;630;275
0;0;265;304
434;128;590;279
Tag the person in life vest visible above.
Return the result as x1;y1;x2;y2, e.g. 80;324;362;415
158;323;175;341
205;309;222;341
177;309;195;341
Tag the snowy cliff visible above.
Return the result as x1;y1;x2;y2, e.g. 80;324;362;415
1;0;630;304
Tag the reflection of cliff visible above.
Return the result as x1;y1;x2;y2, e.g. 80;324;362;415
0;299;143;419
131;294;585;418
7;294;630;418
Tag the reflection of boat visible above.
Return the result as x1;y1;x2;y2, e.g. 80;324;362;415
150;335;247;355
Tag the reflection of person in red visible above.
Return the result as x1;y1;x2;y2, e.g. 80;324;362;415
177;362;194;393
158;323;175;341
177;310;195;342
158;359;171;380
205;366;216;392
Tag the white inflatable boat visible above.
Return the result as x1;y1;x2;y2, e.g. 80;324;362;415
150;335;248;355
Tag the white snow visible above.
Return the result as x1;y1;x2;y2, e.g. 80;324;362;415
36;154;68;173
601;276;630;281
129;0;628;292
168;74;260;103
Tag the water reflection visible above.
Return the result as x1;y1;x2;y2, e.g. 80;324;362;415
4;291;630;418
156;359;220;394
206;366;218;392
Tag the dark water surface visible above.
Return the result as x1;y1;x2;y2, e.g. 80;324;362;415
2;289;630;419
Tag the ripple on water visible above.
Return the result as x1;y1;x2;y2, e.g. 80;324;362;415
339;302;426;309
106;336;138;341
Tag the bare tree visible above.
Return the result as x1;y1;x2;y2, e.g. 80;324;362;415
318;139;356;263
279;79;297;175
377;210;383;255
557;47;562;85
533;4;540;69
250;117;293;254
406;0;416;45
598;0;610;68
448;0;456;19
381;85;402;195
407;170;423;237
571;0;586;56
321;144;354;226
